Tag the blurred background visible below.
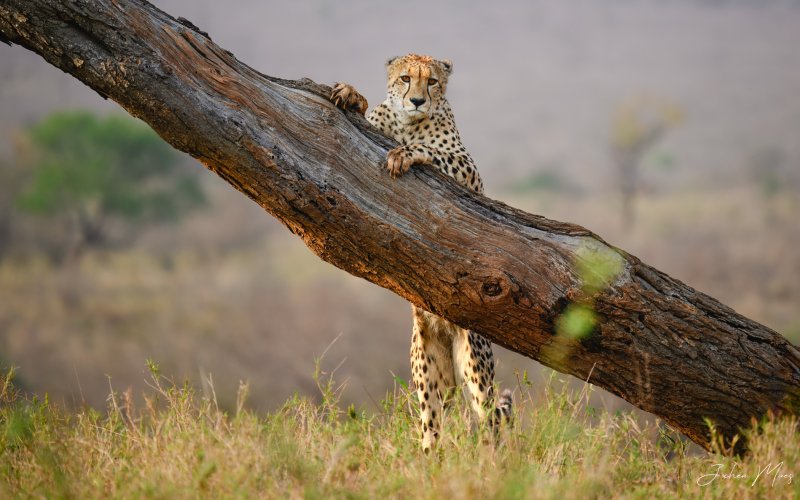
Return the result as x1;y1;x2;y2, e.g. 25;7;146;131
0;0;798;414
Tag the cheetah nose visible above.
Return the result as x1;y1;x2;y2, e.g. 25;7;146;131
410;97;426;107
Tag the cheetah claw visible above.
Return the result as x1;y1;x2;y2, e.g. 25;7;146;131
386;146;416;178
329;83;368;115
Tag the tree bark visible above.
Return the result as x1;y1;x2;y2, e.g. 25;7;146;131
1;0;798;453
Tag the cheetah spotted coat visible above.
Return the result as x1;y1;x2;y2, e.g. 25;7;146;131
330;54;512;451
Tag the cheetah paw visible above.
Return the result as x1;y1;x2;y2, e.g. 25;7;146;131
386;146;417;178
329;83;368;115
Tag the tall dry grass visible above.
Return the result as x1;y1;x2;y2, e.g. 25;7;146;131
0;365;797;498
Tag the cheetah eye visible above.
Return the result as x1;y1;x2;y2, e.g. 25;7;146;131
428;78;438;86
400;75;411;83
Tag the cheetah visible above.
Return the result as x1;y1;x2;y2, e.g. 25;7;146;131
330;54;512;451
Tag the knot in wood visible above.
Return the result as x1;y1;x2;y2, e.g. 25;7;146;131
482;282;503;296
480;275;513;304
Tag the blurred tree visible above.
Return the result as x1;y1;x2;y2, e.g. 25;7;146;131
0;133;32;260
16;111;205;257
611;96;683;229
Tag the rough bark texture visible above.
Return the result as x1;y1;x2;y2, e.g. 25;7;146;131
1;0;798;453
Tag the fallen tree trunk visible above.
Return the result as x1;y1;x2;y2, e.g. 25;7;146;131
1;0;798;453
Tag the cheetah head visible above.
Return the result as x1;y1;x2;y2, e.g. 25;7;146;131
385;54;452;123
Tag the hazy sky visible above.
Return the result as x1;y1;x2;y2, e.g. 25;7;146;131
2;0;799;191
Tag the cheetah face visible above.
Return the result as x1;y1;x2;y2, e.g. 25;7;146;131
385;54;452;123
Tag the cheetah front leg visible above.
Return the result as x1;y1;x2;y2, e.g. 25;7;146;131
386;144;481;192
410;308;455;452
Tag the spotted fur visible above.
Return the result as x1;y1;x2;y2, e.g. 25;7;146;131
330;54;511;451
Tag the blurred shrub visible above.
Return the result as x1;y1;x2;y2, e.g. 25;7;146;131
749;146;786;199
506;169;576;195
547;244;624;362
556;245;624;341
0;158;27;259
15;111;205;257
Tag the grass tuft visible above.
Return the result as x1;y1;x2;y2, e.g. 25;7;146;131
0;366;797;498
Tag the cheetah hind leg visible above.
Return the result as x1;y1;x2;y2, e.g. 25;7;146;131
453;329;513;431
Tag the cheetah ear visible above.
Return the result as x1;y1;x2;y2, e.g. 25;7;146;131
385;56;401;68
437;59;453;75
